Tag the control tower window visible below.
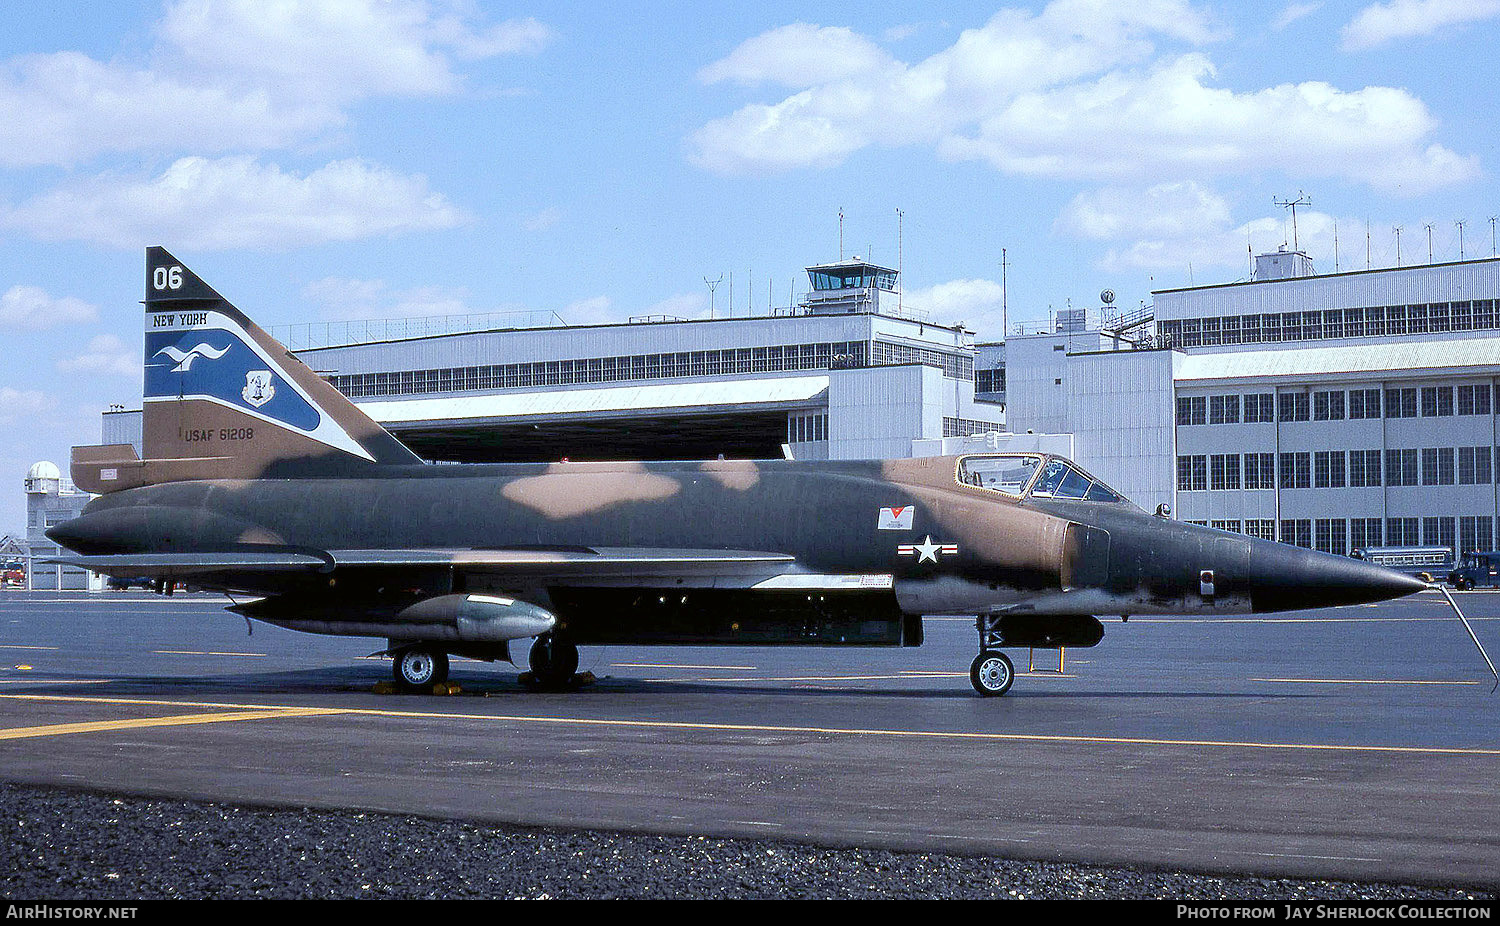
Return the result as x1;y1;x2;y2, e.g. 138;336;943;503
807;264;898;292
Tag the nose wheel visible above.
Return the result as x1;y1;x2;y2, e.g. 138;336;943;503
969;650;1014;697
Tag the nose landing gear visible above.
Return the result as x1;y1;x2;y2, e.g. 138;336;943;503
970;650;1014;697
970;612;1014;697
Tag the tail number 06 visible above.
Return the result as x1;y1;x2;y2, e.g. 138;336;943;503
152;266;184;290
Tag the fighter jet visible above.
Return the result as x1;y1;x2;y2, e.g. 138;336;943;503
47;248;1452;696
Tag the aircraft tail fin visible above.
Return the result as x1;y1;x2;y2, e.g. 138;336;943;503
71;247;422;494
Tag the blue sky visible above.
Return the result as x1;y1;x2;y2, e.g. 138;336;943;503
1;0;1498;531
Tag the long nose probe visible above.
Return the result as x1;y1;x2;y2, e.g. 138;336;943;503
1432;584;1499;693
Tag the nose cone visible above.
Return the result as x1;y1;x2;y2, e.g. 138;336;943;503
1248;542;1430;613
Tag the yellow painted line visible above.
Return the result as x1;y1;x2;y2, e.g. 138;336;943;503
0;645;58;651
0;706;345;741
642;673;964;683
4;692;1495;758
1133;616;1495;624
897;671;1077;680
1253;677;1484;687
153;650;268;657
647;672;1078;682
612;663;759;670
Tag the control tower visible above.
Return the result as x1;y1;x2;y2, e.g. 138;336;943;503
803;258;901;316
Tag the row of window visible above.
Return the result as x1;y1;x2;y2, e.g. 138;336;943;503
1158;300;1500;348
1177;447;1497;491
943;416;1007;438
326;339;976;399
787;413;828;444
1188;516;1494;555
869;341;975;380
1176;385;1494;426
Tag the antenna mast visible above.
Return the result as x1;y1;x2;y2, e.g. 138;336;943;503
1001;248;1009;340
704;274;722;319
1274;191;1311;251
895;208;904;314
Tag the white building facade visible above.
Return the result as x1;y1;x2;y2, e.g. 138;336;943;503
1160;258;1500;555
1003;255;1500;556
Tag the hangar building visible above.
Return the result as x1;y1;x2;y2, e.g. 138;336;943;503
1001;250;1500;556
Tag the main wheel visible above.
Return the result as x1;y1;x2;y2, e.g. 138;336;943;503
393;646;449;690
970;650;1014;697
529;634;579;688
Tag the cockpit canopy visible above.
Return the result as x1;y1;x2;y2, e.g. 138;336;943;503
957;454;1125;504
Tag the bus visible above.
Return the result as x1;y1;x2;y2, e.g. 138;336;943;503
1350;545;1453;582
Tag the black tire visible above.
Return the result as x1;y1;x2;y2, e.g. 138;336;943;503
970;650;1014;697
529;634;579;688
393;646;449;690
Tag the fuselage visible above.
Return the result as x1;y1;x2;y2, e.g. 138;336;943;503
50;455;1426;619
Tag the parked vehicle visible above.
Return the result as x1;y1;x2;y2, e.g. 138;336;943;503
1350;545;1453;583
1448;551;1500;590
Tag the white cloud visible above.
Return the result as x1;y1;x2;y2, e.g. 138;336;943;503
1274;3;1322;29
939;54;1478;195
691;1;1223;174
1342;0;1500;50
905;278;1007;332
302;276;473;320
2;156;468;250
643;292;709;320
0;52;327;168
0;285;97;329
57;335;139;378
1083;207;1448;279
1056;182;1231;240
0;387;57;423
698;23;894;87
0;1;552;167
159;0;549;101
561;295;616;326
690;1;1477;196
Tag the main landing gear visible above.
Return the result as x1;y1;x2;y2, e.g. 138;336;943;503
527;633;580;689
393;644;449;690
970;613;1014;697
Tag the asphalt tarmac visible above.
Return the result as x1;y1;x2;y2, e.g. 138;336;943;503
0;588;1496;894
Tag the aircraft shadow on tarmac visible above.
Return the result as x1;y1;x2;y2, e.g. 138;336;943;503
2;666;1319;702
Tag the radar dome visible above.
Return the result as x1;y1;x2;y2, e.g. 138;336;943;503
26;461;60;481
25;461;61;494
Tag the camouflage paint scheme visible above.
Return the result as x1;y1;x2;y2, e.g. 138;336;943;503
47;249;1429;693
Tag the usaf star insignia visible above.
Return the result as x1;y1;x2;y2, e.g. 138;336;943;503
897;535;959;563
